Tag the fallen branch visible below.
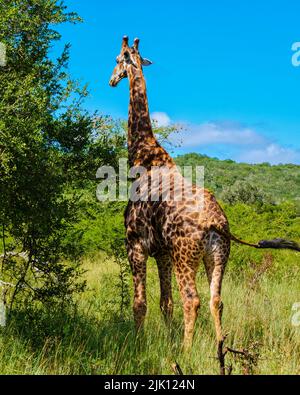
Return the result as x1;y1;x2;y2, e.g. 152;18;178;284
225;347;248;356
219;341;260;375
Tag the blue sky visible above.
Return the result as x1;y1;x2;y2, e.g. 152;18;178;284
53;0;300;164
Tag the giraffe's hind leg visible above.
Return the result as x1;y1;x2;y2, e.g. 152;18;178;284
172;240;201;351
156;253;173;325
127;240;148;330
204;233;230;375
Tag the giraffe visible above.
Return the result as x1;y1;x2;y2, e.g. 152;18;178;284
109;36;300;374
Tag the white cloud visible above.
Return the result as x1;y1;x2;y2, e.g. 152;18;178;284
150;113;300;165
179;121;267;147
239;144;300;165
151;112;171;127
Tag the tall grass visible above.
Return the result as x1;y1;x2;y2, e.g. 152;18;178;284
0;251;300;375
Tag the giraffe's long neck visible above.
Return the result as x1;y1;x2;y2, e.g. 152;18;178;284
127;67;174;169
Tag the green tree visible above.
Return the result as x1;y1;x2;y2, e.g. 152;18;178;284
0;0;93;310
221;181;274;206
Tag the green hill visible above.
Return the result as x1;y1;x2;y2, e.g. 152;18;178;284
174;153;300;203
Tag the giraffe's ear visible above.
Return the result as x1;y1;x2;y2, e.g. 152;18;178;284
141;58;153;66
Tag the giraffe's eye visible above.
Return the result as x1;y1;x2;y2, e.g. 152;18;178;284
116;57;119;64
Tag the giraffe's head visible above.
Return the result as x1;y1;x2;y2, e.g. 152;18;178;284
109;36;152;87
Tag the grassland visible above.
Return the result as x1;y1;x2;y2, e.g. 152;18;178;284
1;249;300;375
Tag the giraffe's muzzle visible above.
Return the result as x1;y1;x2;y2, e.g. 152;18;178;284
109;78;117;87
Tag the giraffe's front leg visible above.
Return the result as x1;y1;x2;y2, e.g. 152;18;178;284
127;240;148;330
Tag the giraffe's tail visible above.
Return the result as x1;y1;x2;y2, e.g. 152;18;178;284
230;234;300;252
210;226;300;252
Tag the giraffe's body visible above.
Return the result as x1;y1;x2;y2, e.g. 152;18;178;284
109;37;300;374
125;182;230;345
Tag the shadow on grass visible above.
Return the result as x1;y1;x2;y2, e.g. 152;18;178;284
1;306;138;374
1;306;185;374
